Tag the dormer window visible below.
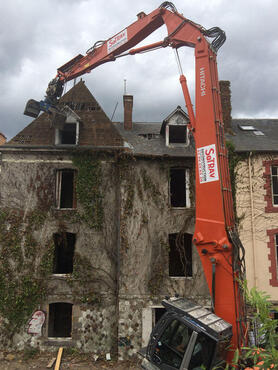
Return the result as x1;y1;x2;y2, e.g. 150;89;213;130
168;124;187;145
54;106;80;145
160;106;189;147
57;123;78;144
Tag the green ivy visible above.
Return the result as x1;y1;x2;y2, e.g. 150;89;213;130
0;209;53;338
72;151;104;231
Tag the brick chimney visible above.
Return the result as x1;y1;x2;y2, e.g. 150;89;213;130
123;95;133;130
0;132;7;145
219;80;232;132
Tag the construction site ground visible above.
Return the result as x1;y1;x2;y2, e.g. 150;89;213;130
0;351;142;369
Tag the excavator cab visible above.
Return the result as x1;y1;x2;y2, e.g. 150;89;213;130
140;297;232;370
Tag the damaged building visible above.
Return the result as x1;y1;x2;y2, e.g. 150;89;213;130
0;81;209;358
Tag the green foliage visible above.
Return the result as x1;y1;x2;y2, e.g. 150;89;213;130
72;151;104;231
0;209;53;338
234;282;278;368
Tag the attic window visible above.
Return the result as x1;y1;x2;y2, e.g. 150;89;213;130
238;125;256;131
253;130;265;136
56;123;78;145
166;124;188;146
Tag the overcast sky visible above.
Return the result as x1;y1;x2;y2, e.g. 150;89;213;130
1;0;278;140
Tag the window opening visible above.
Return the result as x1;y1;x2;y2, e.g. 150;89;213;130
169;125;187;144
56;170;76;209
271;166;278;205
60;123;77;144
238;125;256;131
170;168;189;207
48;303;72;337
169;233;192;277
153;319;193;369
53;233;75;274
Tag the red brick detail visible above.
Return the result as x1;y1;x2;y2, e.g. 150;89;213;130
263;160;278;212
123;95;133;130
267;229;278;286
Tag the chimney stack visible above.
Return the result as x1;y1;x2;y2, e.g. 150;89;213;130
219;80;232;132
123;95;133;130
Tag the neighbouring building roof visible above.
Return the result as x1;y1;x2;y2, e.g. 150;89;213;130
227;119;278;153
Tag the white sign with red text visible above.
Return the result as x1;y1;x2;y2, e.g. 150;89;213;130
107;29;128;54
197;144;219;184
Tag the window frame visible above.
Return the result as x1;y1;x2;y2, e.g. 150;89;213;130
263;160;278;212
55;121;79;145
267;228;278;287
166;123;188;147
55;169;77;210
169;167;191;209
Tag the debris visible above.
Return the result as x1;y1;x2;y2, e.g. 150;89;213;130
93;354;99;362
54;347;63;370
106;353;111;361
6;354;15;361
46;357;56;368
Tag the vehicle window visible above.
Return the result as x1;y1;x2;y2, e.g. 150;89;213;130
152;319;193;369
188;332;215;370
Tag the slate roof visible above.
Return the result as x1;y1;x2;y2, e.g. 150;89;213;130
227;119;278;153
115;118;278;157
115;122;195;157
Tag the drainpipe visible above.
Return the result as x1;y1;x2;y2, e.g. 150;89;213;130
248;152;257;286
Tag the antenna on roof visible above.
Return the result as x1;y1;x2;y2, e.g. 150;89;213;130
111;102;118;121
124;79;127;95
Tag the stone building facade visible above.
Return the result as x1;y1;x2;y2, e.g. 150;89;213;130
0;81;210;358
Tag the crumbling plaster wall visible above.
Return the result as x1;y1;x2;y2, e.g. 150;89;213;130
0;150;118;353
118;158;210;359
236;153;278;301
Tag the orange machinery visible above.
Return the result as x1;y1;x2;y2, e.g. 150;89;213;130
24;2;247;366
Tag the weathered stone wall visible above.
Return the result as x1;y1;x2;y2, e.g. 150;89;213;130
0;150;118;353
0;149;210;358
118;158;210;359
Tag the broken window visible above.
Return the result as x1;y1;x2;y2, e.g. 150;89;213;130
56;169;76;209
52;233;75;274
271;166;278;205
169;233;192;277
168;125;187;144
48;303;72;338
169;168;190;208
56;123;78;145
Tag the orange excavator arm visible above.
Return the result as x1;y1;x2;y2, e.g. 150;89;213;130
24;1;246;360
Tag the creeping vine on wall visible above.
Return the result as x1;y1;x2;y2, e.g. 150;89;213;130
226;140;248;223
72;151;104;231
0;208;54;340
